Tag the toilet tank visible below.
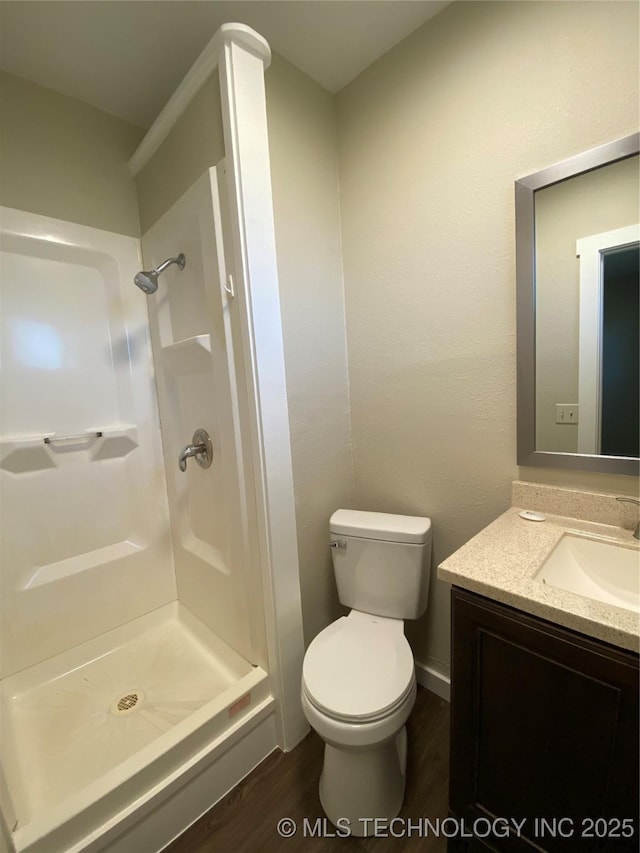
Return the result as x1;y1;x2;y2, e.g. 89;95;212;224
329;509;432;620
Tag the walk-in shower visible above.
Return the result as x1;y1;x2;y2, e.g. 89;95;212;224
0;172;272;853
0;21;305;853
134;252;185;294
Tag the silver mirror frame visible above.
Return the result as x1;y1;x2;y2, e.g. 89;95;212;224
515;132;640;476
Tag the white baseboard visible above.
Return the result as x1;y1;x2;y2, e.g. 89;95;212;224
414;661;450;703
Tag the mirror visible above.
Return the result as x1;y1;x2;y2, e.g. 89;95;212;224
516;133;640;476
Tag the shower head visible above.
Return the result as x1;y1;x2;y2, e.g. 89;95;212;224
134;269;160;294
134;253;185;294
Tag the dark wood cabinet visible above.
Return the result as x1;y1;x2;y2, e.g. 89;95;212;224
449;587;639;853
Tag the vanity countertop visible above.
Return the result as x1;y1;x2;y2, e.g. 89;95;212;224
438;506;640;653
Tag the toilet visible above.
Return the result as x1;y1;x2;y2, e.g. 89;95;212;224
301;509;432;837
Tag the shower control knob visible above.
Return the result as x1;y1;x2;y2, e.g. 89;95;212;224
178;429;213;472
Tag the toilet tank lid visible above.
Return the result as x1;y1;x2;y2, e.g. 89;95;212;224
330;509;431;544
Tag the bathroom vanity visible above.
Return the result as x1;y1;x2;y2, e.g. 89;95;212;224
439;482;640;853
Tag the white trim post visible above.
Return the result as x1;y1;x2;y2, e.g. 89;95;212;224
218;29;308;750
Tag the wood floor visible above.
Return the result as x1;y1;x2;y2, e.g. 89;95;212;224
166;687;450;853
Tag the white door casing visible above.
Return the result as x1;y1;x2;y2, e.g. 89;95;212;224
576;224;639;454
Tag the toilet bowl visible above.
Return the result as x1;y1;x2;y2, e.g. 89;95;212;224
301;510;432;837
302;611;417;836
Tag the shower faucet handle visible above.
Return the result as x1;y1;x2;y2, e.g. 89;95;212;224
178;429;213;472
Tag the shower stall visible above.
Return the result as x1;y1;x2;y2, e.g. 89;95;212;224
0;24;305;853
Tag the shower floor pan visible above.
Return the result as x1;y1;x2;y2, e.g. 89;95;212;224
1;602;273;853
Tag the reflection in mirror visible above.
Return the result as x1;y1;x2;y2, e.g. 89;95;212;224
516;133;640;476
535;155;639;457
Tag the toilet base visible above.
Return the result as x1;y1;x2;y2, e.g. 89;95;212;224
319;726;408;837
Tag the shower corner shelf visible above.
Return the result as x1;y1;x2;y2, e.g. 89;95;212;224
161;335;213;376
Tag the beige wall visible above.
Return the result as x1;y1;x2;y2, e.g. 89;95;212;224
535;155;639;453
0;71;143;236
135;72;225;233
335;0;639;674
265;55;354;645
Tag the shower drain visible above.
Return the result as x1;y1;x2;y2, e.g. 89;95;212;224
110;689;145;716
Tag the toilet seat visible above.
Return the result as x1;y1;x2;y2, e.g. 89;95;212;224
302;611;415;722
302;678;415;725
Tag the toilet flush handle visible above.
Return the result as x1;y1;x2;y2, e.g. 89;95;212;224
330;540;347;550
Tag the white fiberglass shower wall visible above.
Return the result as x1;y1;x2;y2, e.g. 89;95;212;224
0;209;175;673
141;165;257;663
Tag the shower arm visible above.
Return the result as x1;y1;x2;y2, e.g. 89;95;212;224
154;254;185;275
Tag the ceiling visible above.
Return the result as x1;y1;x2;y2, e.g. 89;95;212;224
0;1;450;129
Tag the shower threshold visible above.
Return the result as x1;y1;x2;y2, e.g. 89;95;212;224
1;602;274;853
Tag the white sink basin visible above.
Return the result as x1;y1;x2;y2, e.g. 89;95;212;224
535;534;640;614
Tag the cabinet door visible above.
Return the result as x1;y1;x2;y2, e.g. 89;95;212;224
450;588;639;853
